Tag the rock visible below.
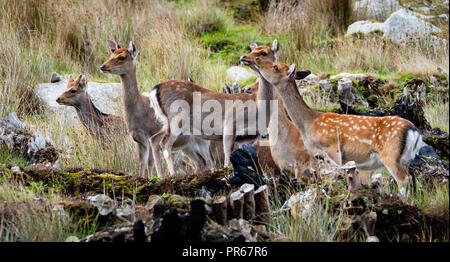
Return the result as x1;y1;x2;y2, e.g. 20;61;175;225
337;78;354;102
330;73;368;81
11;166;21;172
50;72;63;83
346;9;446;46
65;236;80;242
352;0;401;21
347;20;385;35
230;144;265;187
319;80;333;92
34;80;122;127
0;112;58;164
226;67;254;82
384;9;443;44
88;194;115;216
297;73;318;87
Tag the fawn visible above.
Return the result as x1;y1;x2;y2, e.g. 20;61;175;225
56;74;126;137
252;59;423;195
100;40;213;178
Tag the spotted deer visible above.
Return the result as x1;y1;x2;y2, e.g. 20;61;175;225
56;74;127;137
100;40;213;178
240;49;316;181
252;59;423;195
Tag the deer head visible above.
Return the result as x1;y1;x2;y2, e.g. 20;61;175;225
56;74;88;106
240;39;279;67
100;40;138;75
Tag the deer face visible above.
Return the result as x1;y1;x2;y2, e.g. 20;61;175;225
56;74;87;106
254;60;311;86
100;40;138;75
240;39;279;68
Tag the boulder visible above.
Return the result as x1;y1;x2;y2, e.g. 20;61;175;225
337;78;355;102
352;0;401;21
34;79;123;127
226;66;254;82
319;79;333;92
331;73;368;81
346;9;445;45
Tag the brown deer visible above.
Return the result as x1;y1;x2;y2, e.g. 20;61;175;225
100;40;213;178
149;40;314;177
56;74;126;137
252;59;423;195
148;40;282;175
240;51;316;181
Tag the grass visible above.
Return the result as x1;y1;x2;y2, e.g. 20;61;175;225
0;0;448;242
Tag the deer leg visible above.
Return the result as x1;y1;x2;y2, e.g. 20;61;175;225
131;130;149;178
160;131;177;176
150;131;166;178
379;156;411;197
358;170;374;185
223;134;235;168
146;139;155;177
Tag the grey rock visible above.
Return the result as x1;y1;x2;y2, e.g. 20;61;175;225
352;0;401;21
338;78;355;102
319;80;333;92
50;72;63;83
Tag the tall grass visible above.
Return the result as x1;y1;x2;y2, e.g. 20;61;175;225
257;0;449;76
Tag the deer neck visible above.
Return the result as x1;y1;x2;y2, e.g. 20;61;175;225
119;68;142;115
275;80;316;135
74;93;107;131
255;71;275;130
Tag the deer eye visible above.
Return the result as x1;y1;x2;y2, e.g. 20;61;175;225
274;66;278;71
261;51;267;56
70;89;76;93
119;56;125;61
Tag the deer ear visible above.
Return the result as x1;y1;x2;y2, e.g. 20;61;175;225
79;74;87;87
272;39;279;59
128;41;138;59
67;75;74;82
107;40;119;53
288;64;296;80
249;42;258;51
295;70;311;80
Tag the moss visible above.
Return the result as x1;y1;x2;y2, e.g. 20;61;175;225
199;24;280;64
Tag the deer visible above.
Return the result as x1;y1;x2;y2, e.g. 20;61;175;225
56;74;127;138
148;40;283;175
252;59;423;195
99;40;214;178
239;50;317;181
149;40;315;178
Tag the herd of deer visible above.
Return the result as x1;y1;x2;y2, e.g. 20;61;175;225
56;39;424;196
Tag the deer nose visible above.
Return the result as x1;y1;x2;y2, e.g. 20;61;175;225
99;65;105;70
56;97;61;103
255;57;260;61
240;56;246;61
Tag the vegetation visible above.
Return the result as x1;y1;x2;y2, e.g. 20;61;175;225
0;0;448;242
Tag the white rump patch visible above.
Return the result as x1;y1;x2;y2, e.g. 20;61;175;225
149;89;169;131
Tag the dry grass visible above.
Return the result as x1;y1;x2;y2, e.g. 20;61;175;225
0;179;78;242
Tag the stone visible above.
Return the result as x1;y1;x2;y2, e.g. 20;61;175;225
337;78;355;102
297;73;318;87
88;194;115;216
346;9;445;46
50;72;63;83
226;66;254;82
34;80;123;127
330;73;368;81
11;166;21;172
319;80;333;92
352;0;401;21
